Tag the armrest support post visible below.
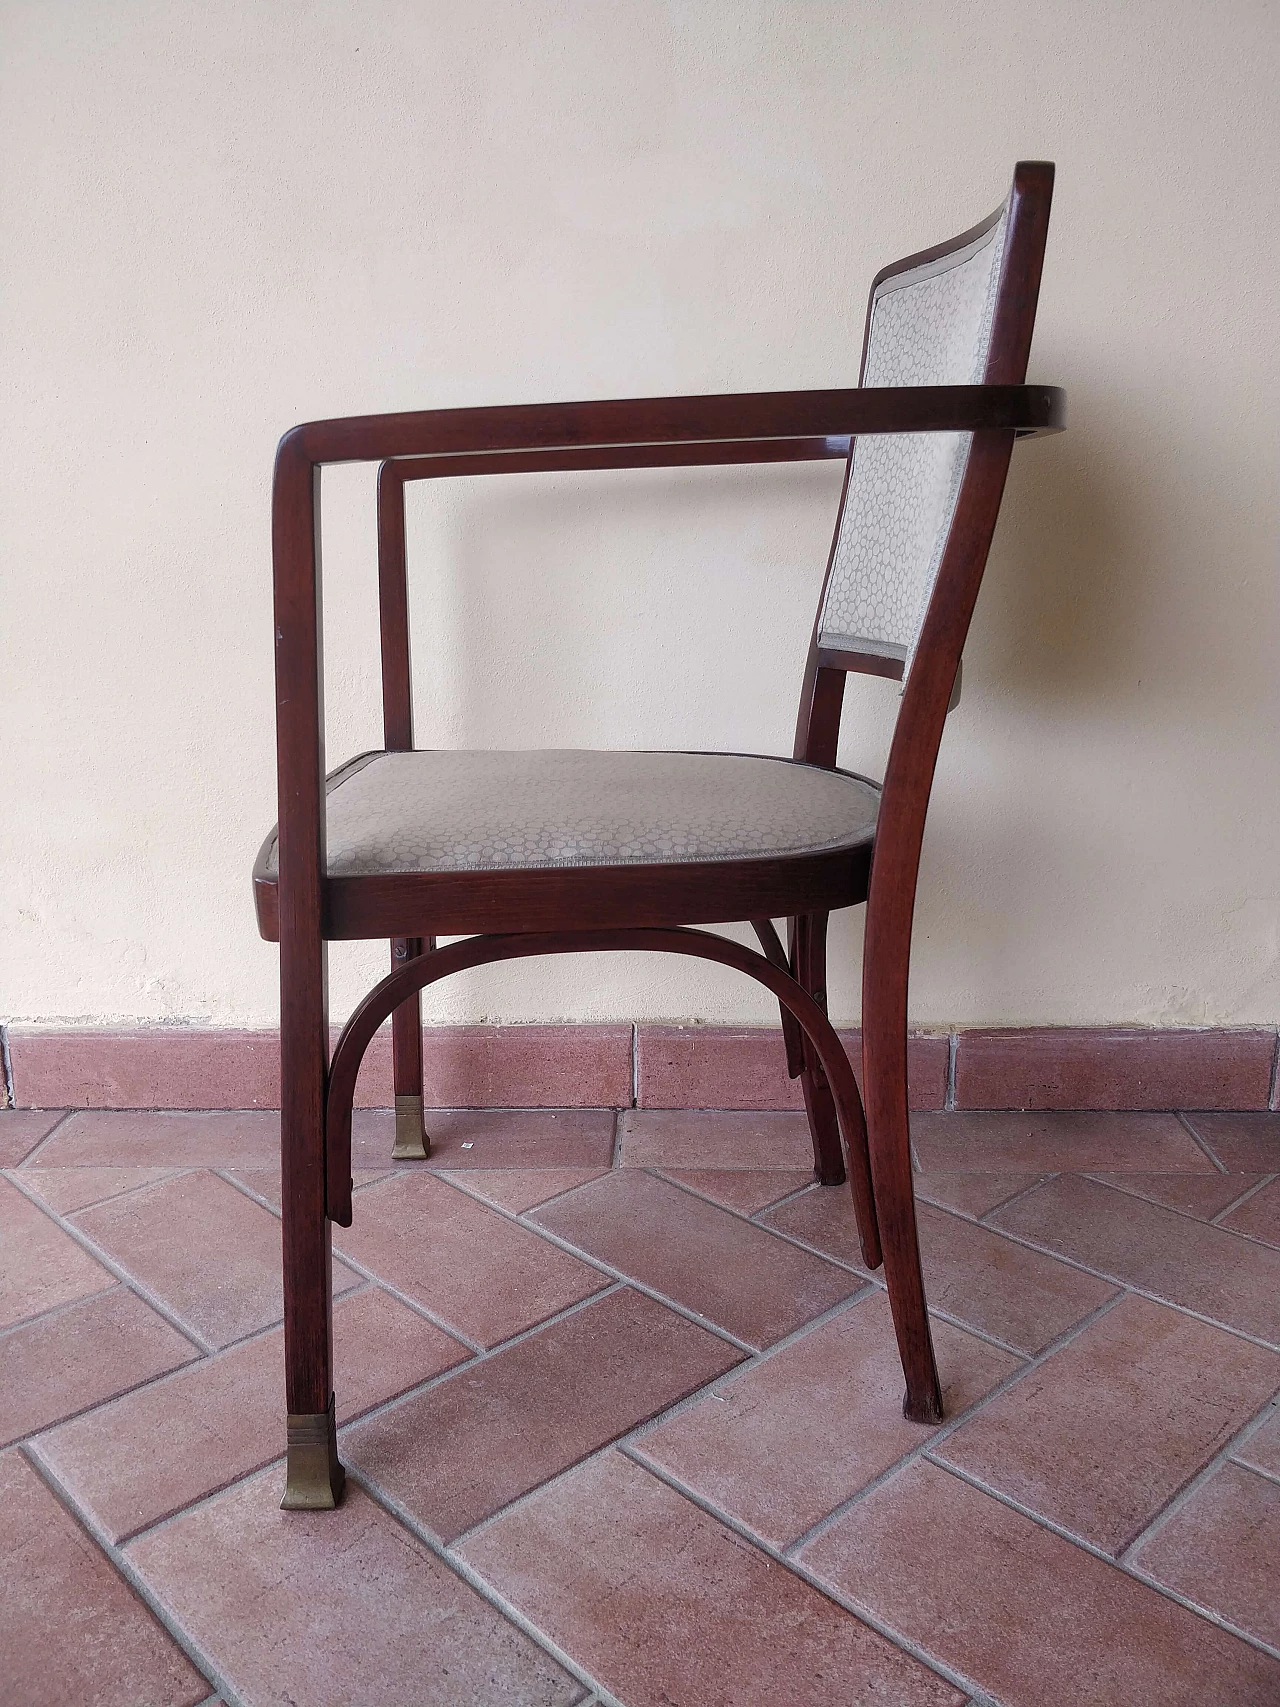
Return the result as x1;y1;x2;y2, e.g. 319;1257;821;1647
376;461;413;751
272;435;335;1414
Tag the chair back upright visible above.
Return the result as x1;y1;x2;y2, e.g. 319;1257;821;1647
818;202;1012;682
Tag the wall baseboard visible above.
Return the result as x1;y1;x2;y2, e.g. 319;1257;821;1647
3;1023;1277;1113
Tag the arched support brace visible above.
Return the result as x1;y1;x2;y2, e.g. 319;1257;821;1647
324;926;880;1269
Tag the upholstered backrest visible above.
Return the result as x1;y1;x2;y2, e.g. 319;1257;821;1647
816;205;1010;681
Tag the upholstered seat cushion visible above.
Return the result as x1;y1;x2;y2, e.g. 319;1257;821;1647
263;749;879;878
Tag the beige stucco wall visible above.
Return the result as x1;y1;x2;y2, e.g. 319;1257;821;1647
3;0;1278;1033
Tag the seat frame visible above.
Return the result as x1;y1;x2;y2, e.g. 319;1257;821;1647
263;162;1060;1508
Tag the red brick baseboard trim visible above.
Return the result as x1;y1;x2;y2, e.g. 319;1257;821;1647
4;1024;1277;1113
636;1027;951;1111
951;1027;1278;1113
2;1025;632;1112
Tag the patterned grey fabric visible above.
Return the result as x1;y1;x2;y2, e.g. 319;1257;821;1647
263;749;879;877
818;209;1009;680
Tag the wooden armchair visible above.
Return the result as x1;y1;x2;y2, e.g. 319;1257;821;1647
254;162;1063;1508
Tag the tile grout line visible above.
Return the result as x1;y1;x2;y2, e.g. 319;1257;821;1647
210;1167;493;1354
1074;1166;1266;1228
610;1105;624;1169
749;1177;825;1219
741;1201;883;1277
1121;1561;1280;1667
325;1249;491;1355
79;1300;570;1550
630;1023;638;1110
1210;1171;1278;1227
647;1164;829;1236
231;1146;806;1365
40;1149;1272;1441
620;1284;880;1444
5;1172;217;1355
385;1287;881;1560
336;1282;630;1442
7;1101;616;1114
12;1106;79;1167
691;1211;1051;1365
373;1432;620;1554
734;1196;1121;1367
446;1285;881;1555
974;1170;1059;1224
86;1447;295;1551
930;1454;1280;1664
1270;1031;1280;1113
1077;1164;1278;1237
612;1448;990;1704
1120;1392;1280;1563
11;1164;200;1217
1176;1110;1230;1173
471;1170;616;1216
345;1464;621;1707
740;1205;879;1277
18;1284;391;1465
1228;1455;1280;1492
15;1277;473;1468
0;1277;128;1346
964;1184;1280;1353
430;1169;766;1356
107;1456;300;1551
945;1030;957;1111
6;1335;210;1458
911;1302;1036;1363
651;1166;820;1220
779;1289;1127;1558
20;1445;238;1706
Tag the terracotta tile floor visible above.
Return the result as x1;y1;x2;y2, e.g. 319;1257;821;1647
2;1105;1279;1706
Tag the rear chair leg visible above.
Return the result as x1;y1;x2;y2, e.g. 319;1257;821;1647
862;1010;942;1425
391;937;433;1160
793;913;846;1187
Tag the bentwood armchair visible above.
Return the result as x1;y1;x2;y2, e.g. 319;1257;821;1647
254;162;1063;1508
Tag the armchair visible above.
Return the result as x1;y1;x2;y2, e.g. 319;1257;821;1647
255;161;1063;1508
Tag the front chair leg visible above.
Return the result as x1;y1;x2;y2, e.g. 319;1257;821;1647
390;937;433;1160
793;913;846;1187
281;1094;344;1509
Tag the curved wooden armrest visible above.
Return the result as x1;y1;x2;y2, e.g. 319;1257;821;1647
280;383;1064;470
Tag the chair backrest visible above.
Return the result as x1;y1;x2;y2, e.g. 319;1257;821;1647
816;193;1017;684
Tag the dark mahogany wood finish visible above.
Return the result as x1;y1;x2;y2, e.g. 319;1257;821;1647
376;462;434;1159
264;163;1060;1505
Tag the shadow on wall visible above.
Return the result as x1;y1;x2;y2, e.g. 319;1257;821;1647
980;374;1277;719
982;404;1153;707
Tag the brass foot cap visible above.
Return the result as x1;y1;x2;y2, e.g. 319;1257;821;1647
392;1094;431;1161
281;1398;345;1510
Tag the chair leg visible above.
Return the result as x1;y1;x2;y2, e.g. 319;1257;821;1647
861;995;942;1425
793;913;846;1187
390;937;432;1160
280;992;344;1510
